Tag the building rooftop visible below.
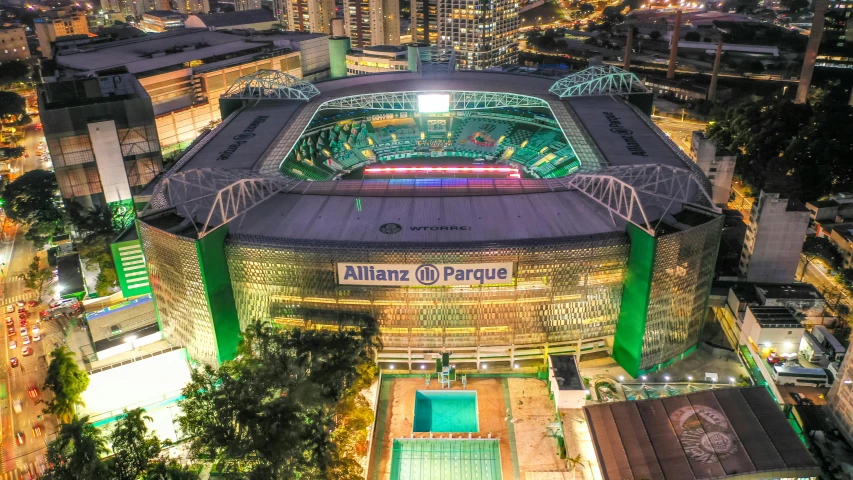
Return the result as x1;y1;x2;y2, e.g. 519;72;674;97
786;198;809;213
807;199;839;208
755;283;823;301
831;223;853;242
143;10;184;18
363;45;407;54
747;306;801;328
187;9;275;28
584;387;818;480
549;355;584;391
54;29;264;75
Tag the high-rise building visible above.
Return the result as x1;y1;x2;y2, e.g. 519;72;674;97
739;191;810;284
689;131;735;207
33;11;89;58
828;347;853;444
235;0;262;10
436;0;519;70
412;0;437;44
285;0;334;33
815;0;853;71
38;73;164;217
343;0;400;47
0;25;31;62
176;0;210;15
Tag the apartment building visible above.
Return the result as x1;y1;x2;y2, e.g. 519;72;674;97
0;25;30;62
739;191;810;283
284;0;334;34
436;0;519;69
690;131;735;207
34;11;89;58
343;0;400;47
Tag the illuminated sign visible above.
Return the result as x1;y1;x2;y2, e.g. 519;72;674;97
418;94;450;113
337;263;514;286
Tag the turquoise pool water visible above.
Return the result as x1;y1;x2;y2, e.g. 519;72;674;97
413;390;478;432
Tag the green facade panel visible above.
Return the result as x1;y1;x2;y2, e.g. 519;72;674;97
196;225;241;364
612;223;656;378
329;37;351;79
111;239;152;298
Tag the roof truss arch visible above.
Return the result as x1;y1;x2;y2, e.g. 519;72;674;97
222;69;321;101
549;65;649;98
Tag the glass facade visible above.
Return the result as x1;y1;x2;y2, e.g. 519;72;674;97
225;234;628;352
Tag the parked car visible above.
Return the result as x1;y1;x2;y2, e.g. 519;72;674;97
13;399;21;414
15;431;24;445
32;333;40;342
5;305;14;313
26;301;37;308
22;336;30;346
27;385;38;398
9;357;18;367
5;317;12;326
9;340;16;350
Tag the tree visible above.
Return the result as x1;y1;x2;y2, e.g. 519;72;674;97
0;91;26;118
800;236;843;280
177;316;380;479
44;346;90;424
142;460;198;480
2;170;66;246
45;416;109;480
2;147;24;159
24;255;53;298
780;0;809;11
649;30;661;41
685;31;701;42
108;408;162;480
68;206;118;295
0;61;29;84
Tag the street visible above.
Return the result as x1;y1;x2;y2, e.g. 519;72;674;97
0;117;54;478
651;115;706;153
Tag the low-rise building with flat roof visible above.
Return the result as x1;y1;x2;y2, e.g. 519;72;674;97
548;354;586;409
584;387;818;480
740;305;803;354
184;9;277;31
345;45;408;75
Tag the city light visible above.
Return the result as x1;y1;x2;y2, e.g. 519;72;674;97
481;363;487;369
729;377;735;384
687;375;693;381
641;375;648;381
663;375;670;381
124;335;137;344
420;364;425;370
618;375;624;381
513;363;518;369
389;364;394;370
363;165;521;177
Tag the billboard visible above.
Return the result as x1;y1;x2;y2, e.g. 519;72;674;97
418;94;450;113
337;263;514;286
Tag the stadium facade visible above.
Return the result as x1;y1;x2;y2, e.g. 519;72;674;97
135;67;722;377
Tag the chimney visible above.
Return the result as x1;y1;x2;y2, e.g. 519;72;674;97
624;19;635;71
708;38;723;102
795;0;829;104
667;10;682;79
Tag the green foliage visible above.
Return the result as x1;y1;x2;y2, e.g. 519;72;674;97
177;316;380;479
45;416;109;480
108;408;162;480
704;91;853;200
0;91;26;118
2;170;66;247
3;147;25;159
68;205;118;294
142;460;199;480
24;255;53;298
835;321;852;348
95;267;118;297
0;61;29;84
44;346;90;424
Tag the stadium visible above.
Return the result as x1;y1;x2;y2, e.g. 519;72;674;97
135;64;722;377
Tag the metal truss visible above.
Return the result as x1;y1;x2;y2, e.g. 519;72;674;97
561;164;719;235
222;70;321;101
549;65;649;98
319;91;549;112
142;168;298;238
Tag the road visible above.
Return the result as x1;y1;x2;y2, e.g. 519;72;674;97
798;257;852;314
651;116;706;153
0;116;52;478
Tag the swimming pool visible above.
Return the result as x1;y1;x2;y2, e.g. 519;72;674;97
413;390;479;433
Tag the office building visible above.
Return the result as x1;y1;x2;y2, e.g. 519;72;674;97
38;73;163;217
412;0;437;44
284;0;334;34
689;131;735;207
739;191;810;283
0;25;30;62
33;11;89;58
343;44;408;74
140;11;186;33
49;29;306;152
829;223;853;268
814;0;853;71
343;0;400;47
176;0;210;15
235;0;262;10
436;0;519;69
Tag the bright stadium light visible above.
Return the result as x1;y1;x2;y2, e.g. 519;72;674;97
418;94;450;113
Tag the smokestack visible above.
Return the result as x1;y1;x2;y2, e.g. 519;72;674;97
796;0;829;104
708;38;723;102
667;10;682;79
624;20;634;71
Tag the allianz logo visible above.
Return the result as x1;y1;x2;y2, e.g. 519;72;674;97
341;264;510;285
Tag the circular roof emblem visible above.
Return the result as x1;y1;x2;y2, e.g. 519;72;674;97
415;264;440;285
379;223;402;234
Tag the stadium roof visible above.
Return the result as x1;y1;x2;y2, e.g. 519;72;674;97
144;71;718;241
584;387;818;480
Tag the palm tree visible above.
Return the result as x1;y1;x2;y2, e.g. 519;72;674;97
566;453;582;480
44;346;90;423
46;415;109;478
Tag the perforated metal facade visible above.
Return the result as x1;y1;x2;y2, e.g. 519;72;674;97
640;214;723;371
225;234;629;351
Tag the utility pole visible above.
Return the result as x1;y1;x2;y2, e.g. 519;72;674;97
667;10;682;79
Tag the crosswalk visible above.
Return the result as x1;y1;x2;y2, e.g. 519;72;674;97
0;461;42;480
